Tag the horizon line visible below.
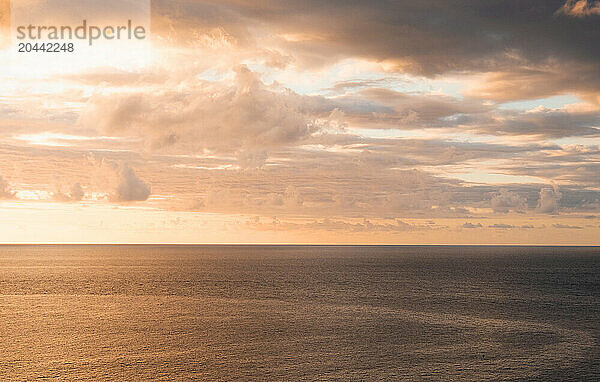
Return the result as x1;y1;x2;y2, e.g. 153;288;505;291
0;243;599;247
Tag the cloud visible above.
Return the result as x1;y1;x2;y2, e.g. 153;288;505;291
81;66;322;162
469;65;600;105
491;189;527;213
53;183;85;202
556;1;600;17
70;183;85;201
0;176;15;199
497;107;600;138
111;165;151;202
332;88;491;129
303;86;599;138
283;185;304;208
489;224;515;229
237;150;268;170
3;0;600;236
501;162;600;188
155;0;600;98
249;217;438;233
537;185;563;214
552;223;583;229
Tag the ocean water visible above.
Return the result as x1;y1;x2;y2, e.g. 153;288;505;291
0;245;598;381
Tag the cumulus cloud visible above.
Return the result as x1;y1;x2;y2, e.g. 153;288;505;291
537;185;563;214
0;176;15;199
111;165;151;202
491;189;527;213
81;66;322;162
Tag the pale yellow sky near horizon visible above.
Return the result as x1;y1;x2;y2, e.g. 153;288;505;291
0;0;599;244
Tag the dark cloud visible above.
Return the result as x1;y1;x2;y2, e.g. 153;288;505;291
556;0;600;17
156;0;600;101
469;65;600;104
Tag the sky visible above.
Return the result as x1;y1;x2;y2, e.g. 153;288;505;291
0;0;599;244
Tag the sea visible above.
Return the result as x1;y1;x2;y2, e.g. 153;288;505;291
0;245;598;381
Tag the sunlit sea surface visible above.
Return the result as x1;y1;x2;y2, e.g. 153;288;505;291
0;245;599;381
